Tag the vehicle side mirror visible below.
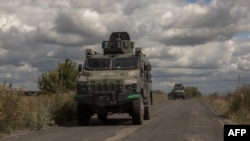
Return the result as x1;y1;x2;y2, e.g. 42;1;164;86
140;68;143;77
144;64;151;71
148;65;151;70
78;64;83;72
148;74;152;83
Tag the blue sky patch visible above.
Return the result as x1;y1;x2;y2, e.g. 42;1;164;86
204;0;211;4
187;0;211;4
234;33;250;40
188;0;197;3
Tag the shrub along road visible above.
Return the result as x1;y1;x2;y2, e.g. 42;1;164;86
1;100;223;141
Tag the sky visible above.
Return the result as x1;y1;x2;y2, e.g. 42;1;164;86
1;0;250;94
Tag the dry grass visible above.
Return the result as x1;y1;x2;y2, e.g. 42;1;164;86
152;92;167;104
0;84;76;134
229;85;250;124
200;85;250;124
200;93;232;119
0;85;166;135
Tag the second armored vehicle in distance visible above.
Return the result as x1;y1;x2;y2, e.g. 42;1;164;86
168;83;186;100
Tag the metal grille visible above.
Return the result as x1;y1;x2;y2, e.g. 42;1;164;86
89;80;122;92
97;83;101;91
115;81;120;91
109;82;114;91
90;81;95;91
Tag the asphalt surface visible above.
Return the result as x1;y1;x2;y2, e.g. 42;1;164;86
1;100;224;141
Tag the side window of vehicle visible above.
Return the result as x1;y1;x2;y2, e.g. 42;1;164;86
144;63;149;80
144;63;152;82
140;67;144;77
140;61;144;77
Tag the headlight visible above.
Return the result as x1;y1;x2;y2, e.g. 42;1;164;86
132;83;137;88
125;85;132;91
125;83;137;92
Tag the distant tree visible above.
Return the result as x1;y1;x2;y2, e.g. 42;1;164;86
37;59;79;93
185;87;201;98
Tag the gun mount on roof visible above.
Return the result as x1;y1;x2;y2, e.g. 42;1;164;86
109;32;130;41
102;32;134;54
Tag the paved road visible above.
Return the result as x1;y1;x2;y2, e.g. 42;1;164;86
1;100;223;141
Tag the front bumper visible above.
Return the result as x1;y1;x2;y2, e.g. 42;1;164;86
74;92;140;106
174;93;185;98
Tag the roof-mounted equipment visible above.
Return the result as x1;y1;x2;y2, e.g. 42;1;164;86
102;32;134;55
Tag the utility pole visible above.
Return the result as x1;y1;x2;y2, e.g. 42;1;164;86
239;75;245;116
239;75;241;87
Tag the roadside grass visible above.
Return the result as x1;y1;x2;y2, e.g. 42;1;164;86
152;91;167;104
0;84;76;135
229;85;250;124
200;85;250;124
200;93;232;119
2;82;248;135
0;84;167;136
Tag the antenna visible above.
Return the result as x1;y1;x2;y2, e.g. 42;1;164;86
116;33;121;41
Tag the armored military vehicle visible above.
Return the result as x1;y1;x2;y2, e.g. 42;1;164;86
168;83;186;100
74;32;153;125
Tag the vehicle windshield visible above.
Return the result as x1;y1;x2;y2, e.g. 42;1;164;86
86;58;111;70
113;56;138;69
174;89;185;93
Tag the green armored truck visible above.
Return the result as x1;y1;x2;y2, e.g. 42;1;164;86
74;32;153;125
168;83;186;100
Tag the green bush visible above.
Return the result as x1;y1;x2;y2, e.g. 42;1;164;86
1;59;79;135
37;59;79;93
185;87;201;98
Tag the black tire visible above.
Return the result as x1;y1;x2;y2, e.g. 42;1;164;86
132;96;144;125
77;103;91;126
97;114;107;121
150;91;153;105
144;106;150;120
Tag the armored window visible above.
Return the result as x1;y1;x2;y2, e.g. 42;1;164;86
86;58;111;70
113;56;138;69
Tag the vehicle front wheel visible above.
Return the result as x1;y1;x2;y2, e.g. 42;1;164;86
144;106;150;120
132;96;144;125
97;113;107;121
77;103;92;126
